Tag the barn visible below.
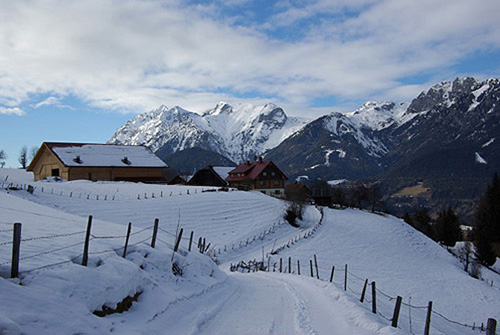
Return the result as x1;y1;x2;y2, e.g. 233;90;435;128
27;142;167;183
187;165;235;187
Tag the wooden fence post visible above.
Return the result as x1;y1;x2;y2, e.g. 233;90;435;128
391;296;402;328
486;318;497;335
82;216;92;266
314;254;319;279
310;260;314;277
151;218;159;248
360;279;368;302
122;222;132;258
330;266;335;283
280;258;283;273
424;301;432;335
344;264;348;291
297;260;301;275
174;228;183;253
198;237;203;253
371;281;377;314
288;257;291;274
11;223;22;278
188;231;194;252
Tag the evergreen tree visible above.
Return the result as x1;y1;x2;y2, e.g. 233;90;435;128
412;209;435;240
403;211;413;226
474;225;496;266
474;172;500;265
435;207;461;247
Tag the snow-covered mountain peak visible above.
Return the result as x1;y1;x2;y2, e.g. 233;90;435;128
345;101;409;131
109;102;310;163
407;77;489;114
204;101;233;116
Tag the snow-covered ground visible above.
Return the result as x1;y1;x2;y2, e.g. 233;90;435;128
1;168;499;334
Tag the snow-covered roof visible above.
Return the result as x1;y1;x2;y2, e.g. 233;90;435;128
46;143;167;168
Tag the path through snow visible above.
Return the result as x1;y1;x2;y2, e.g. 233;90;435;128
109;272;401;335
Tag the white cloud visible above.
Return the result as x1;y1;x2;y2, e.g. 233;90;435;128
0;107;26;116
0;0;499;118
34;96;74;109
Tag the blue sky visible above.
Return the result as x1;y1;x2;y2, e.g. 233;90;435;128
1;0;500;168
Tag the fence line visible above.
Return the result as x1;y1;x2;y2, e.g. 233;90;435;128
1;217;214;277
1;182;222;202
270;207;324;256
231;255;496;335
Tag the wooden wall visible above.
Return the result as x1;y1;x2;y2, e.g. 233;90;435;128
30;146;165;182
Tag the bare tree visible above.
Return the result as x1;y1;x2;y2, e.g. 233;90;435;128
457;241;473;272
18;146;28;169
29;146;38;161
0;150;6;168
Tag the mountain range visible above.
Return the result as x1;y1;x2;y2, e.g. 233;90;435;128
108;77;500;223
109;102;308;166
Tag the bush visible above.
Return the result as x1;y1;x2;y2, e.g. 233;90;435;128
284;202;302;227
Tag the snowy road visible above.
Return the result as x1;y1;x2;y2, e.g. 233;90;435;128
114;272;400;335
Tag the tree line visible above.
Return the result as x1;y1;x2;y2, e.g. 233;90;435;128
0;146;38;169
288;174;500;271
402;173;500;274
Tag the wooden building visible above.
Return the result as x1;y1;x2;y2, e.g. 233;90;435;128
162;168;186;185
27;142;167;183
226;158;287;197
188;165;235;187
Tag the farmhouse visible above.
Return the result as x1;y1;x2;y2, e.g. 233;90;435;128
226;158;287;197
188;165;235;187
27;142;167;183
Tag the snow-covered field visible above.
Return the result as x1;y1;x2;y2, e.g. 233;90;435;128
1;168;499;335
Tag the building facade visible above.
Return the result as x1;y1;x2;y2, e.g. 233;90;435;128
226;158;287;197
27;142;167;183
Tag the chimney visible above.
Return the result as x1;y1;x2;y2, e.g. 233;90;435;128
73;155;82;164
258;156;263;163
122;157;131;165
246;160;251;165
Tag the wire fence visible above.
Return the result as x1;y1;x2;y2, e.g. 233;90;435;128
229;208;497;335
231;254;498;335
1;181;222;202
0;217;214;277
2;186;498;334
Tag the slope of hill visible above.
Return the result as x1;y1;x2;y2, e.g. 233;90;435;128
1;169;500;334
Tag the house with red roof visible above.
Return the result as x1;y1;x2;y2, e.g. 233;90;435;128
225;158;287;198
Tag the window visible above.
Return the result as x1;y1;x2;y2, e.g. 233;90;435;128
263;172;267;177
259;181;266;186
274;181;280;186
271;172;275;176
51;168;59;177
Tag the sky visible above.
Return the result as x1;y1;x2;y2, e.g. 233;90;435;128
1;0;500;168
